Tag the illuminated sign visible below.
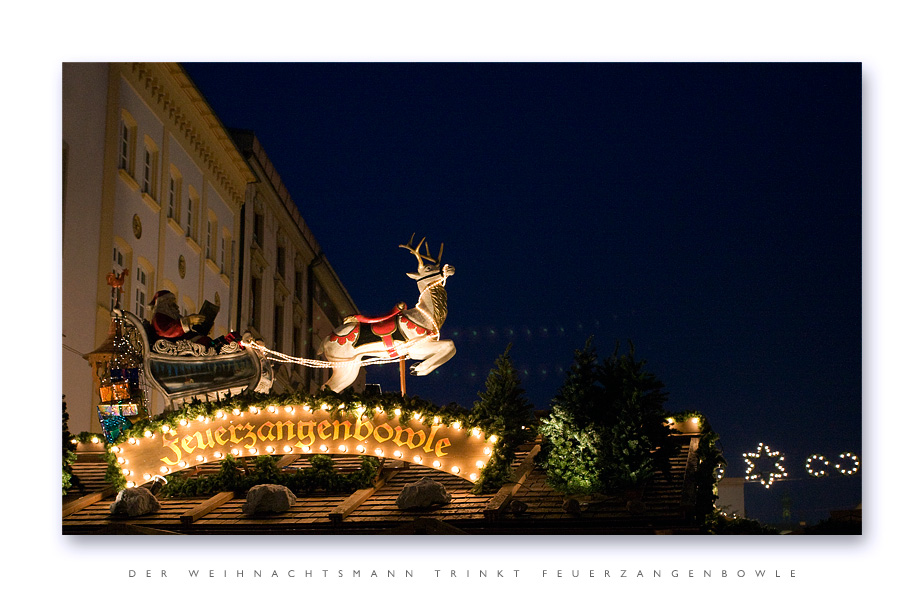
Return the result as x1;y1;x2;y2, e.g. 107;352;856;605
113;406;496;489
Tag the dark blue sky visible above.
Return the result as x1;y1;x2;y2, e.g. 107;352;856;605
183;62;861;525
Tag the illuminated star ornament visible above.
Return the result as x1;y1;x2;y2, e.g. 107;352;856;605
743;442;788;489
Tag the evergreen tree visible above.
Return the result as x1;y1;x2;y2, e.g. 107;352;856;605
62;397;80;495
540;339;673;495
471;344;535;493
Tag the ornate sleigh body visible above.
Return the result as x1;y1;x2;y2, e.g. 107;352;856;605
115;309;273;406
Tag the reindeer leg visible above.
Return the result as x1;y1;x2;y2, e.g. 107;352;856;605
408;340;456;376
324;362;362;393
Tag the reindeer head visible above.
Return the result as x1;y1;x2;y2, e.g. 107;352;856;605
400;234;454;282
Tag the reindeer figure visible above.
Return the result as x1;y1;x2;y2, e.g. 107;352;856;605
321;235;456;392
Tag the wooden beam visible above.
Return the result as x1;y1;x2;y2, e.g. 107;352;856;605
328;467;402;524
63;487;115;517
180;491;235;525
483;445;541;521
276;454;300;469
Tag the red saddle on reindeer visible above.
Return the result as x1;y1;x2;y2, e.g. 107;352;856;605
328;301;431;358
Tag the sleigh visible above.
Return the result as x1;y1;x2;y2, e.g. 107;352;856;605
113;309;273;406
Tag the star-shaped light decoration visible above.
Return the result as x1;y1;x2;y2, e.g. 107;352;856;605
743;442;788;489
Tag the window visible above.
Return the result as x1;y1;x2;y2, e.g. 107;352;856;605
220;232;230;275
167;169;181;221
112;245;125;272
253;210;264;247
293;324;302;358
141;139;159;198
118;113;136;175
111;244;127;310
186;187;199;240
134;266;149;318
273;304;285;350
276;246;286;278
294;270;303;302
249;277;262;330
206;216;214;260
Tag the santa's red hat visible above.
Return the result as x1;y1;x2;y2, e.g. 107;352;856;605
149;290;173;306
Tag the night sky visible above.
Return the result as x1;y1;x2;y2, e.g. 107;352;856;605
182;62;861;525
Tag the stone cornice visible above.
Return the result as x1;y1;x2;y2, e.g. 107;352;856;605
122;62;255;208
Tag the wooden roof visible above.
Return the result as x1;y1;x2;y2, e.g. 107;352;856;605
62;435;705;535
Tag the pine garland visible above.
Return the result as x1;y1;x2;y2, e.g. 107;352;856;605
158;454;379;498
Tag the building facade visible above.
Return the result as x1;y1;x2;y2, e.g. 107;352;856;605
63;63;361;434
231;130;364;394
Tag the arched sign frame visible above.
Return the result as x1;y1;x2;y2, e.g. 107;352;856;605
112;401;498;490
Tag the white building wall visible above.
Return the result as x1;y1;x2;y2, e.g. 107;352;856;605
63;63;251;432
62;63;109;433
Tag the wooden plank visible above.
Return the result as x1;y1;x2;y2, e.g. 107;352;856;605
483;445;541;521
328;467;402;524
276;454;300;469
63;487;115;517
180;491;235;525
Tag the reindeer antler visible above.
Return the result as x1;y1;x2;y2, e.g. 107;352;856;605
400;234;442;266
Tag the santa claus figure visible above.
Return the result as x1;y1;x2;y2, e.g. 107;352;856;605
148;290;239;349
149;290;208;343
